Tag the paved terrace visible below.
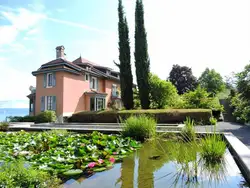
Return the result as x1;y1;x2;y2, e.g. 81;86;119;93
8;122;250;149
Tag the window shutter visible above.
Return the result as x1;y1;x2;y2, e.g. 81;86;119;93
41;96;45;112
52;96;56;111
96;79;99;91
52;72;56;87
43;74;47;88
90;76;92;89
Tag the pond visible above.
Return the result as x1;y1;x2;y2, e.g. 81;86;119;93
65;140;249;188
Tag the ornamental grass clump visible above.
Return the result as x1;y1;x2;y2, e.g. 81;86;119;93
181;117;196;142
201;134;226;164
122;115;156;142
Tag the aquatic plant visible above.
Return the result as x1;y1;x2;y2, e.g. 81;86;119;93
0;161;61;188
181;117;196;142
0;130;141;179
209;116;217;125
121;115;156;141
201;134;226;163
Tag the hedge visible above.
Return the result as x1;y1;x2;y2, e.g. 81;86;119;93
68;109;212;124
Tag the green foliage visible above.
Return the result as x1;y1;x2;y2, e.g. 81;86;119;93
181;117;196;142
201;134;226;163
0;122;8;131
115;0;134;109
69;109;212;124
199;68;225;95
134;0;150;109
8;115;36;122
0;161;61;188
217;89;230;100
168;64;198;94
182;86;223;111
0;131;141;178
35;110;57;123
149;73;178;109
133;87;141;109
235;64;250;101
230;93;250;123
209;117;217;125
122;115;156;141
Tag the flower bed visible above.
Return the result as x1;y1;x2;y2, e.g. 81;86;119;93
0;130;141;179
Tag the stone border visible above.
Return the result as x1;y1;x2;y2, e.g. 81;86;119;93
224;133;250;184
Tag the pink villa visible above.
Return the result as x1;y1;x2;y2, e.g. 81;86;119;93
27;46;122;121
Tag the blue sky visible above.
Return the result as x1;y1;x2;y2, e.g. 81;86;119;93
0;0;250;108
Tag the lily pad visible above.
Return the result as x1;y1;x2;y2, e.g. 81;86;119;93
63;169;83;176
93;167;107;172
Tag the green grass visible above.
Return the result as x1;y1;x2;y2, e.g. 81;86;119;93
121;115;156;142
181;117;196;142
209;117;217;125
0;161;61;188
201;134;226;163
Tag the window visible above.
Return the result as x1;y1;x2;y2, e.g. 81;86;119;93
112;84;117;96
47;73;53;87
30;103;34;112
85;73;89;81
90;77;97;90
47;96;53;110
90;97;106;111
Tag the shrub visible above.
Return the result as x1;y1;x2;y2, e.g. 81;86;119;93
0;161;61;188
122;115;156;141
69;109;212;124
201;134;226;163
35;111;57;123
0;122;8;131
8;115;36;122
209;117;217;125
181;117;196;142
149;73;179;109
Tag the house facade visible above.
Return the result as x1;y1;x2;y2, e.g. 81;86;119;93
27;46;121;121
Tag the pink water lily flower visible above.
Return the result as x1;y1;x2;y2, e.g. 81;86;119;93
109;157;115;163
98;159;104;164
113;152;118;155
87;162;96;168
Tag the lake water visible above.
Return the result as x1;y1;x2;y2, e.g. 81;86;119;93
64;141;249;188
0;108;29;121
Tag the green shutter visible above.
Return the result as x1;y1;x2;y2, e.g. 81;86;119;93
43;74;47;88
52;96;56;111
52;72;56;87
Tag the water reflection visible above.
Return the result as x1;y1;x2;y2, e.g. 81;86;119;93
65;140;248;188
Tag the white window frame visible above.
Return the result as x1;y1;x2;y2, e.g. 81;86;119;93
85;73;89;81
90;97;106;111
47;73;53;88
90;77;97;90
112;84;117;96
46;96;53;110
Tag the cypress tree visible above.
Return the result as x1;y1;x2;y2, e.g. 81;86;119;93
134;0;150;109
115;0;134;109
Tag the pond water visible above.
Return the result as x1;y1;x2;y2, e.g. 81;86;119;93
64;140;249;188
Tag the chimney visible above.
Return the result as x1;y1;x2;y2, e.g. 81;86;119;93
56;45;65;59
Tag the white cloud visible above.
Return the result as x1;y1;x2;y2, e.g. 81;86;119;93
0;58;34;102
0;7;46;46
26;28;39;35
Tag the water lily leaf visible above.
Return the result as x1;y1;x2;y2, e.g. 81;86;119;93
63;169;83;176
93;167;106;172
